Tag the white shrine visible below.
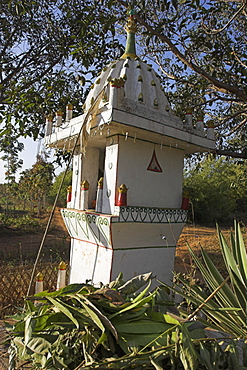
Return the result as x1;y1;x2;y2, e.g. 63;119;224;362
44;12;215;285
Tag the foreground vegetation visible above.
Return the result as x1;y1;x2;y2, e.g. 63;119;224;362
6;274;244;370
6;222;247;369
168;222;247;338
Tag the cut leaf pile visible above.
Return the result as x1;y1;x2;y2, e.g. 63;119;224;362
6;271;244;369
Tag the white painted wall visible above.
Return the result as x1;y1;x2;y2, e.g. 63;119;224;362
81;147;100;208
111;222;184;248
71;152;83;209
111;246;176;286
69;239;113;285
102;143;119;214
117;137;184;209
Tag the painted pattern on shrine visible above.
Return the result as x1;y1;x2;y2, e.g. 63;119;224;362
61;209;112;248
113;206;188;223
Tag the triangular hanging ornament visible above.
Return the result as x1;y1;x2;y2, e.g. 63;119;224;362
147;149;163;172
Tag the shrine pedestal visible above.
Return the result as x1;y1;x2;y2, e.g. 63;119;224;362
61;207;187;285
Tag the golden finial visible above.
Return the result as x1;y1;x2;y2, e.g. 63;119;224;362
58;261;66;270
121;10;137;59
36;272;43;281
81;180;89;190
98;177;104;188
124;10;137;34
118;184;128;193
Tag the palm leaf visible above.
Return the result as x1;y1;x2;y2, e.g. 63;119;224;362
200;247;245;323
74;293;118;340
234;221;247;286
217;224;243;284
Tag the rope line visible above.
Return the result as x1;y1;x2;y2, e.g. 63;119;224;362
26;85;107;296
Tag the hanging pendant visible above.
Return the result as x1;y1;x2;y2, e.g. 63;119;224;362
147;149;163;172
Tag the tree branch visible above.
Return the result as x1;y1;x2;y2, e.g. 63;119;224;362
229;117;247;134
215;149;247;159
231;47;247;69
116;0;247;102
1;46;36;86
135;13;247;101
0;29;18;60
201;2;246;35
155;56;197;87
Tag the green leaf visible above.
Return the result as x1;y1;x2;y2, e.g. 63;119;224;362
198;342;214;370
217;225;242;282
131;279;152;303
26;337;50;355
112;306;147;322
13;337;30;361
74;294;118;340
118;332;168;350
24;314;36;345
191;244;242;316
164;274;246;337
114;318;173;334
180;324;198;370
109;272;124;289
45;297;79;328
34;283;87;297
229;268;247;312
109;291;156;319
235;221;247;286
118;272;153;294
74;295;105;332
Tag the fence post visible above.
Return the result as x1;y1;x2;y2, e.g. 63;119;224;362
35;272;44;294
57;261;67;290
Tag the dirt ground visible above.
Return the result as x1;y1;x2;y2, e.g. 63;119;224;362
0;208;71;263
175;224;221;274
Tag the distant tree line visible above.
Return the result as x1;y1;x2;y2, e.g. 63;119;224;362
0;156;72;217
184;155;247;225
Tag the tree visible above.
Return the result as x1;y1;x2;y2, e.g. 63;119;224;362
0;0;122;150
1;136;24;184
48;169;73;207
2;0;247;157
18;156;54;214
124;0;247;154
184;155;247;223
0;134;24;212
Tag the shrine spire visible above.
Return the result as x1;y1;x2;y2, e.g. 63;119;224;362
121;9;137;59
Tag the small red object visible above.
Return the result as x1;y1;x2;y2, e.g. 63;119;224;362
181;191;190;210
116;184;128;206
